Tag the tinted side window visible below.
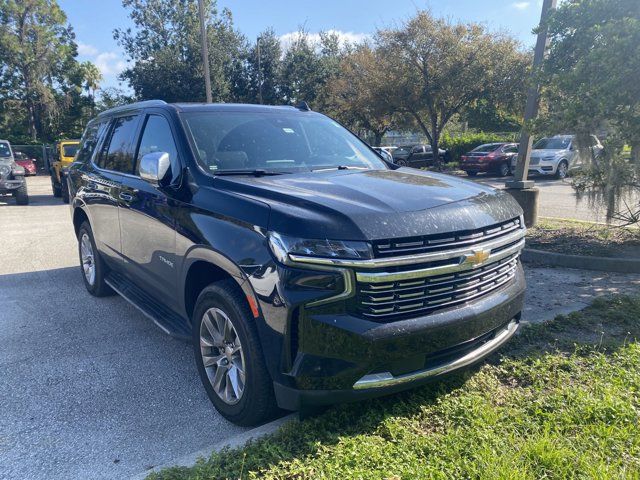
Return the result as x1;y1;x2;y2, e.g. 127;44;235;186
503;145;518;153
98;115;139;173
136;115;179;176
76;121;109;164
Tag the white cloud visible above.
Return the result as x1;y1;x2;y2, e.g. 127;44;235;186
94;52;127;77
511;1;531;9
77;42;98;56
279;30;370;51
76;41;127;83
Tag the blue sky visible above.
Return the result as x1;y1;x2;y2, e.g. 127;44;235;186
59;0;543;90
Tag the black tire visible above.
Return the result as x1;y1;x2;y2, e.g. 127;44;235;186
498;162;510;177
193;279;277;426
14;181;28;205
77;221;114;297
555;160;569;179
61;177;70;204
51;178;61;197
466;171;478;177
395;159;407;167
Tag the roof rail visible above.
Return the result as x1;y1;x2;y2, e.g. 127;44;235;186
97;99;167;117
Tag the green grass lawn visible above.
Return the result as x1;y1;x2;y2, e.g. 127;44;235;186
150;296;640;479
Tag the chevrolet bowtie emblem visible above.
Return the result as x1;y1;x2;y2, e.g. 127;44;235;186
466;249;491;266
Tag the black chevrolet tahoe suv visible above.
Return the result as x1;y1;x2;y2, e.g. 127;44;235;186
68;100;526;426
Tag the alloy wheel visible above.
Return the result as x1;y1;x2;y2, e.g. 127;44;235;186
557;161;568;179
200;308;246;405
80;233;96;285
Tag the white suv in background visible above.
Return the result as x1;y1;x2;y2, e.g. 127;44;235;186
513;134;603;179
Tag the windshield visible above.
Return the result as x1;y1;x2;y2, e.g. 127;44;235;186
534;137;571;150
63;144;79;158
0;142;11;158
471;143;501;153
182;111;387;174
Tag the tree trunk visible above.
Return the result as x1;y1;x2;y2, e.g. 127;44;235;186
431;121;442;170
373;131;383;147
631;141;640;165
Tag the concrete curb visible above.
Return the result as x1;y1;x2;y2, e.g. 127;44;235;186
521;248;640;273
129;413;297;480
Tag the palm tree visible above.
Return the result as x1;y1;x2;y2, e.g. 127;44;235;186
81;61;102;115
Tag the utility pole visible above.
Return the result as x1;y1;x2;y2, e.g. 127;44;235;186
197;0;212;103
257;37;263;104
505;0;557;227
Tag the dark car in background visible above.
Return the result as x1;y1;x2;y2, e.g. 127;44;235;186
14;151;37;176
460;143;518;177
391;144;447;167
68;100;526;426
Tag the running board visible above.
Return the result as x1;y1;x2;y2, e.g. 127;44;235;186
105;271;192;342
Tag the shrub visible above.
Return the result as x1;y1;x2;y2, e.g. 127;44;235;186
440;132;517;163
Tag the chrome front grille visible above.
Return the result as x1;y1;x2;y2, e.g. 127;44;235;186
355;254;519;319
373;217;522;258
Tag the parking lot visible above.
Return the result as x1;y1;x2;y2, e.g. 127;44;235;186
2;175;640;480
0;176;246;480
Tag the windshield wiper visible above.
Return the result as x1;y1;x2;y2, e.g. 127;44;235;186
213;169;289;177
311;165;368;172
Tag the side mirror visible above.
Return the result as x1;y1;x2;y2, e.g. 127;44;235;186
139;152;171;185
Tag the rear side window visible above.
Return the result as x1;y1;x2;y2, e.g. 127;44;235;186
135;115;179;176
76;121;109;164
97;115;139;173
502;145;518;153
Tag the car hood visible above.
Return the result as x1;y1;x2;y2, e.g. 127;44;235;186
212;168;522;241
531;149;566;157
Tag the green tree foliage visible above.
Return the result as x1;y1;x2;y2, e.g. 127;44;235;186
0;0;93;141
541;0;640;224
323;45;395;146
278;30;346;107
376;10;529;166
114;0;245;102
239;28;284;104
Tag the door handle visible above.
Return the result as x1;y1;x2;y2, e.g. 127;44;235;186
119;192;134;202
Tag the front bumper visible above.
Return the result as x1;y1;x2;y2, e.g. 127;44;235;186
0;178;23;192
273;263;525;410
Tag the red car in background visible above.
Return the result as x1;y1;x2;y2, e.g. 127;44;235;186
14;151;37;176
460;143;518;177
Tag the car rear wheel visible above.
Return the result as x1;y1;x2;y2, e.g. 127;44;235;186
395;159;407;167
498;162;510;177
555;160;569;179
193;279;277;426
51;178;61;197
77;221;114;297
14;182;28;205
61;178;69;204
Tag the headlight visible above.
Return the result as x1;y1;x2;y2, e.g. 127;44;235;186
268;232;373;264
543;155;557;161
0;165;10;176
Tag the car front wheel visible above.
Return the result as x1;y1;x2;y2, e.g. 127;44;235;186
193;279;277;426
555;160;569;179
498;162;510;177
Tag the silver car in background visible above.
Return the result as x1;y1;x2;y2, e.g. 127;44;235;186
512;134;603;179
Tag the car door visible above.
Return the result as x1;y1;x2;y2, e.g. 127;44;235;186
85;115;139;266
408;145;426;167
118;113;181;305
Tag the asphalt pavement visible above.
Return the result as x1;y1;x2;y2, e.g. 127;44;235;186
0;176;246;480
469;173;633;224
1;175;640;480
